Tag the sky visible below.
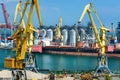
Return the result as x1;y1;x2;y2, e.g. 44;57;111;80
0;0;120;29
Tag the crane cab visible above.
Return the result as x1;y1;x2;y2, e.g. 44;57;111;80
4;58;23;69
4;58;15;68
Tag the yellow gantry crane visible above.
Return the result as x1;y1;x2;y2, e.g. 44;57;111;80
13;1;26;28
13;1;40;69
4;0;42;79
4;0;42;70
78;3;111;75
55;17;63;46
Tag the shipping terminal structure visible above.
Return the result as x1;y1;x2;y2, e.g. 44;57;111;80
1;1;120;79
33;21;120;57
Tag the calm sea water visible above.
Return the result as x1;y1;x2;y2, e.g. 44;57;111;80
1;49;120;73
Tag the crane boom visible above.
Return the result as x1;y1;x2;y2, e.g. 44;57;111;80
58;17;62;28
78;3;109;53
1;3;11;29
13;2;21;24
34;0;43;27
55;17;62;40
78;4;91;23
13;1;25;28
78;4;102;47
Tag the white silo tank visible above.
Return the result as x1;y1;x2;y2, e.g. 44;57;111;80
62;29;68;45
34;30;40;39
69;29;76;47
46;29;53;41
39;29;46;38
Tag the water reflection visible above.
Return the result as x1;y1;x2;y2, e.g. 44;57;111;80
1;49;120;73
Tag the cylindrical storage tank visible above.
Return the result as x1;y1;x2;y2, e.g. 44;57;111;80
39;29;46;38
80;28;86;42
69;29;76;47
116;22;120;43
62;29;68;45
46;29;53;41
34;30;40;39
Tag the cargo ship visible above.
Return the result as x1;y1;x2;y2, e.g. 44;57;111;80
33;37;120;58
42;42;120;57
32;22;120;57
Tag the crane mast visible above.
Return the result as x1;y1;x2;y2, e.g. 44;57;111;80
55;17;63;46
1;3;11;29
4;0;42;70
13;1;25;28
78;3;111;75
55;17;62;40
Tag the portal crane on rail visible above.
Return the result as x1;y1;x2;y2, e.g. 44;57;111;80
55;17;63;46
13;1;40;69
4;0;42;75
78;3;111;75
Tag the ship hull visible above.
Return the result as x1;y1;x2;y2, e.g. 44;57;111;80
42;45;120;57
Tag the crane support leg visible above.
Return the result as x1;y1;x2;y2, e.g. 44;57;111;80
94;54;112;76
25;54;38;73
12;69;27;80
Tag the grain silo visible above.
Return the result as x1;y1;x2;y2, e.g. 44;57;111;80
69;29;76;47
46;29;53;41
40;29;46;38
62;29;68;45
117;22;120;43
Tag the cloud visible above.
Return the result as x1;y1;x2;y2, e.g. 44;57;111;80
41;6;60;14
52;7;60;12
41;6;60;11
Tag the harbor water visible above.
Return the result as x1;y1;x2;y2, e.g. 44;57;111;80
1;49;120;73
